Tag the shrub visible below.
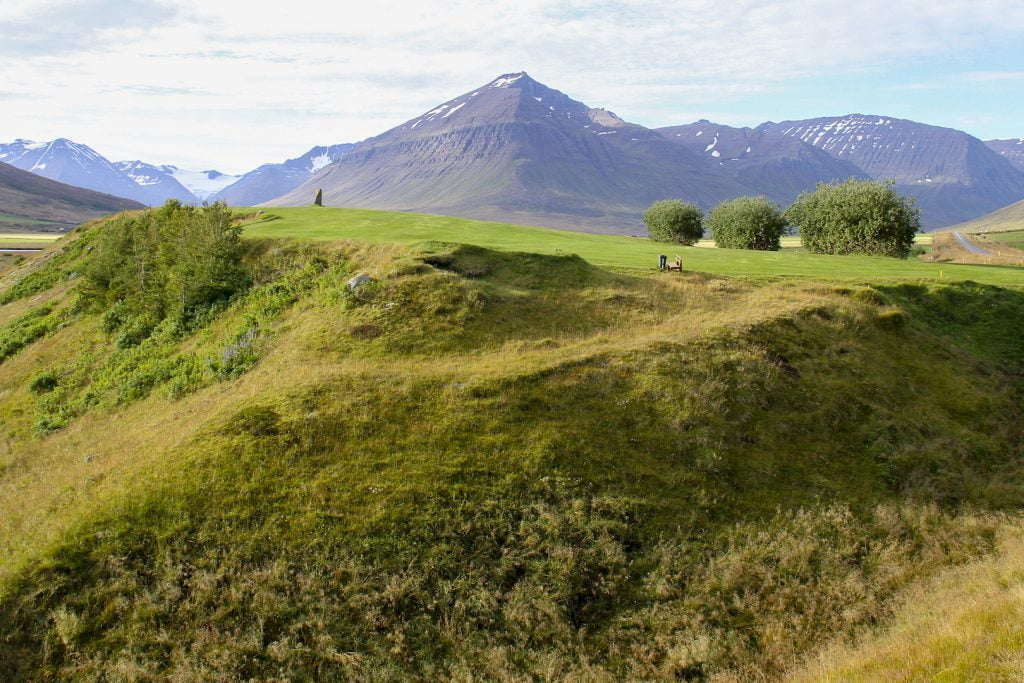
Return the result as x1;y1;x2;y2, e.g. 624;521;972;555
707;196;787;250
82;201;249;336
643;200;704;245
0;304;63;364
28;372;58;395
786;179;920;258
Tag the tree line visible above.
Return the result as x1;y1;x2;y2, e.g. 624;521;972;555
644;179;921;258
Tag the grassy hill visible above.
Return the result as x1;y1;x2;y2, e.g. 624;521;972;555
948;197;1024;235
0;206;1022;679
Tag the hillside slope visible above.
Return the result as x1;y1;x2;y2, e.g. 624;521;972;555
0;161;143;230
759;116;1024;229
949;197;1024;234
273;73;751;234
0;209;1022;679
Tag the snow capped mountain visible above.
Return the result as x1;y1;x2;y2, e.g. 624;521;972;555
114;161;239;201
272;73;751;233
208;143;354;206
758;116;1024;228
0;137;353;207
658;121;867;204
114;160;196;202
0;138;150;204
166;167;241;200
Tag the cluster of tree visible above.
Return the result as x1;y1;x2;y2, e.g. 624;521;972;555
82;201;249;338
644;179;920;258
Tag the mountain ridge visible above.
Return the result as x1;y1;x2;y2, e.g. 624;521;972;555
757;115;1024;228
0;160;143;229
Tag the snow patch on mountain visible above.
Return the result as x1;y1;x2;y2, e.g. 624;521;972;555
167;167;241;199
308;153;332;173
489;73;524;88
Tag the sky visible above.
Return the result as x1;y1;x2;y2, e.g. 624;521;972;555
2;0;1023;174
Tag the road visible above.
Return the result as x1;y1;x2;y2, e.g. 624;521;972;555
953;231;993;256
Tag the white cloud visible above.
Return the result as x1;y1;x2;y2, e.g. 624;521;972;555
2;0;1023;172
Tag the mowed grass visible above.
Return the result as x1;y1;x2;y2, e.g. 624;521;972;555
242;207;1021;287
987;229;1024;251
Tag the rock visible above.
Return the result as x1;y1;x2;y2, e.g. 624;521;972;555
347;274;374;290
313;188;323;206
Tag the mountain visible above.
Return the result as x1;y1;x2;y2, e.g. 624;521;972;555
272;73;752;233
0;139;157;205
114;160;198;203
0;160;143;229
757;116;1024;229
209;144;354;206
985;138;1024;173
116;161;240;202
657;121;868;204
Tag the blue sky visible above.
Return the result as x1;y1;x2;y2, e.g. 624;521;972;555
1;0;1022;173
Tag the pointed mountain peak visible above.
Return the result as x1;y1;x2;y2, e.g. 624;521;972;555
486;72;531;88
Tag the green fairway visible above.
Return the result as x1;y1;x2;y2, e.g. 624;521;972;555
986;229;1024;251
241;207;1023;287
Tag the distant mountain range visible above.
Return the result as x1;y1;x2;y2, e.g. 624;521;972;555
657;121;869;204
757;116;1024;228
274;73;751;232
275;74;1024;231
985;139;1024;173
0;160;142;231
209;144;354;205
5;74;1024;232
0;139;353;208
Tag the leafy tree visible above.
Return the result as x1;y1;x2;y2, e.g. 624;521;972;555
786;179;920;258
707;196;787;250
643;199;704;245
83;201;248;341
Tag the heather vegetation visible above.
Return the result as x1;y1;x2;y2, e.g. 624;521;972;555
0;205;1022;679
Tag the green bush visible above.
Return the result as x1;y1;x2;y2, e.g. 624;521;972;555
786;179;920;258
0;304;63;364
27;372;58;395
707;196;787;250
82;200;249;335
643;200;704;245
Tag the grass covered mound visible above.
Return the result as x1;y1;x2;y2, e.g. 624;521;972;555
0;209;1022;679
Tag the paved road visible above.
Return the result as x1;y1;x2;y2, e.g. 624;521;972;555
953;231;993;256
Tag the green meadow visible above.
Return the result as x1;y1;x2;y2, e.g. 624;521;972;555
240;207;1022;287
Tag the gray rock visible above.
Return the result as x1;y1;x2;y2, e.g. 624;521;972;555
347;273;374;290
